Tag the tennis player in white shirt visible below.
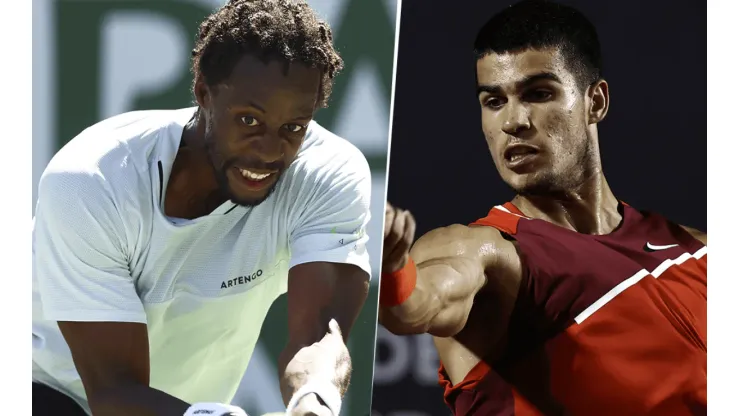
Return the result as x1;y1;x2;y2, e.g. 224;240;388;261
31;1;372;415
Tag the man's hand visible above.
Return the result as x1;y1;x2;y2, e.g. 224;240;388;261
383;203;416;274
286;319;349;390
283;319;348;415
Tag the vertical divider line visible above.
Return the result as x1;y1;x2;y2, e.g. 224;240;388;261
369;0;404;407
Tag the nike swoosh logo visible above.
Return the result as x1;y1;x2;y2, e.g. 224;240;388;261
644;242;679;252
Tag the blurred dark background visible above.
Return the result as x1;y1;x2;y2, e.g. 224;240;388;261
372;0;706;415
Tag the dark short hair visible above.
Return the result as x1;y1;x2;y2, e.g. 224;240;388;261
191;0;344;108
474;0;602;90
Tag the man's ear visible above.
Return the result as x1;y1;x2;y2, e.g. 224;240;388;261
587;79;609;124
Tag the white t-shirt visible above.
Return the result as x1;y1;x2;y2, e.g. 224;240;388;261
31;107;372;413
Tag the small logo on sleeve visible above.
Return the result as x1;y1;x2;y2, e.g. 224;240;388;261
333;225;367;248
221;269;263;289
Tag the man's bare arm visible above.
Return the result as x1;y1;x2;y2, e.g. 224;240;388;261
278;262;368;414
380;224;504;338
58;321;191;416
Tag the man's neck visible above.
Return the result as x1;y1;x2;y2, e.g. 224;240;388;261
180;109;206;150
165;112;227;219
512;174;622;235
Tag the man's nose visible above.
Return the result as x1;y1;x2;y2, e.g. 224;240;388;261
248;134;284;163
501;102;531;136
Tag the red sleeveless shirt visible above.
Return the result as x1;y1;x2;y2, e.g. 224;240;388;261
438;202;707;416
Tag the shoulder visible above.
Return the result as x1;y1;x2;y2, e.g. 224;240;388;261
411;224;523;298
36;165;127;235
411;224;513;266
41;109;191;202
628;204;706;246
276;123;372;227
289;121;370;185
680;225;707;245
278;122;371;216
39;163;109;199
51;108;188;168
35;169;127;251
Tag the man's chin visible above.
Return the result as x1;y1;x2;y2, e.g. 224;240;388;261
505;172;558;197
227;183;279;207
217;168;284;208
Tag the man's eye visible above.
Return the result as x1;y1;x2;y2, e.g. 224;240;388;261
525;90;553;102
485;97;506;109
240;116;259;126
283;124;305;133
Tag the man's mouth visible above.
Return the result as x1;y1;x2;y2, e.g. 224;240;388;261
237;167;274;182
504;145;538;161
230;166;279;191
503;144;540;171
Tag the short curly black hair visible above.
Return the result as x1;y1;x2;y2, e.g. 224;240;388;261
191;0;344;108
474;0;602;91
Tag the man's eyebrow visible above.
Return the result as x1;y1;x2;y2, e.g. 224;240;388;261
476;84;503;97
516;72;562;89
477;72;562;96
229;101;268;113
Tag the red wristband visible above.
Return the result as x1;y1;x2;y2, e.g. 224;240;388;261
380;258;417;307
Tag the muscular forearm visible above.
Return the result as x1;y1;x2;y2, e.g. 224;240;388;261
88;382;190;416
278;340;351;408
380;258;485;337
380;278;443;335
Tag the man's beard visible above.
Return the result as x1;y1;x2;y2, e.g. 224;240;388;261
211;162;282;207
204;137;283;208
510;135;596;199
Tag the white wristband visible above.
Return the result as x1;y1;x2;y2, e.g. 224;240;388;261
183;402;248;416
286;380;342;416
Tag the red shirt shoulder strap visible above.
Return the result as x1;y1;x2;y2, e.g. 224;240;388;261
470;202;527;235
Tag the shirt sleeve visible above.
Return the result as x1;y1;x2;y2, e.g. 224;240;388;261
288;147;372;278
33;169;147;323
